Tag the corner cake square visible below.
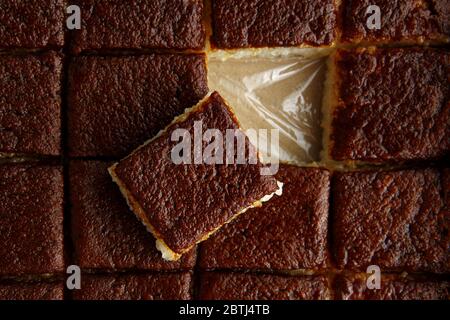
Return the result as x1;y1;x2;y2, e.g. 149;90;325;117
0;0;65;49
332;168;449;273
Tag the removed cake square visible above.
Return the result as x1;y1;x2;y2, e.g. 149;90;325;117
109;92;282;261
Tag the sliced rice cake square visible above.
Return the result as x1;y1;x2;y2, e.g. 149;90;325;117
0;164;64;276
211;0;338;49
68;53;208;158
0;52;62;156
335;274;449;300
332;168;449;273
200;165;330;271
71;0;205;53
198;272;331;300
341;0;449;45
0;282;63;300
73;273;192;300
0;0;65;49
324;47;449;163
70;161;197;271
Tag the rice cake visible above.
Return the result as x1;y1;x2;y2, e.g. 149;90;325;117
335;274;449;300
71;0;205;53
73;273;192;300
211;0;338;49
200;165;330;271
68;54;208;158
109;92;282;261
198;272;331;300
70;161;197;271
332;168;449;273
341;0;450;45
325;48;449;163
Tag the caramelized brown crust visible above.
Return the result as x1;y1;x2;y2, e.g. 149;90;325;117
198;272;331;300
71;0;205;53
0;164;64;276
112;92;279;254
0;282;64;300
68;54;208;157
341;0;450;44
211;0;337;48
73;273;192;300
335;274;449;300
332;168;449;273
330;48;449;162
0;0;65;49
70;161;196;271
200;165;330;271
0;52;62;156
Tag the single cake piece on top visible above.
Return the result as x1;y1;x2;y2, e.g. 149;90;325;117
332;168;449;274
211;0;338;49
341;0;449;45
109;92;282;261
198;272;331;300
70;161;197;271
325;47;449;163
200;165;330;271
73;273;192;300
